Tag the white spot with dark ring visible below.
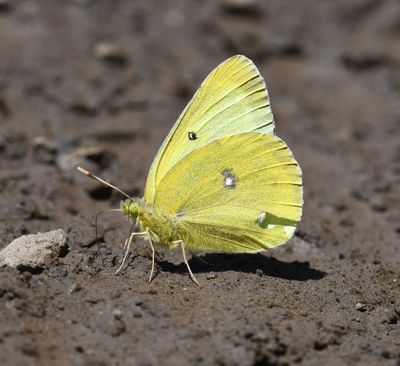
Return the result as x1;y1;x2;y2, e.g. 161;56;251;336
256;211;267;225
221;168;237;188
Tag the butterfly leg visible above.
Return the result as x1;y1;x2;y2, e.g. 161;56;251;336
147;231;156;283
122;237;129;251
179;242;201;287
115;231;146;275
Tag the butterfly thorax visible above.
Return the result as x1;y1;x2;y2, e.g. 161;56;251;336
121;198;178;246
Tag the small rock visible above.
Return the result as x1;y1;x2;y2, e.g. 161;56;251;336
68;283;82;294
94;42;128;65
132;308;142;318
112;309;123;320
256;269;263;277
0;229;69;270
252;329;272;341
370;194;387;212
206;272;217;280
355;302;367;312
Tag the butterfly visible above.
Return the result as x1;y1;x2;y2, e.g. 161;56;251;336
78;55;303;286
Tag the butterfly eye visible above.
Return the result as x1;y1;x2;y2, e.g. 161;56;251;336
188;131;198;140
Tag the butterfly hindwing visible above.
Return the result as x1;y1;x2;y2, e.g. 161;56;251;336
154;133;302;252
145;55;275;203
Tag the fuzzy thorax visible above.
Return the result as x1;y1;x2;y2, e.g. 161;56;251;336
120;198;178;247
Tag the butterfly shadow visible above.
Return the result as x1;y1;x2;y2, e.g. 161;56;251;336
158;253;326;282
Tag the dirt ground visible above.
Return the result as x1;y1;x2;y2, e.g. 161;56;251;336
0;1;399;365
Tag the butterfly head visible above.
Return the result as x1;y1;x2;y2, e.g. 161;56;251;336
121;198;140;222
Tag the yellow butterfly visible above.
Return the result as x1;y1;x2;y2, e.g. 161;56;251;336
78;55;303;286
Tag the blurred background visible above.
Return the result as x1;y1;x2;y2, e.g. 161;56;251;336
0;1;399;365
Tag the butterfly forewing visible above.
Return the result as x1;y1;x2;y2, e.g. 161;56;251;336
145;55;275;203
154;133;302;253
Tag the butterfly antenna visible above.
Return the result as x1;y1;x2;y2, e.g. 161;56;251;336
77;166;132;200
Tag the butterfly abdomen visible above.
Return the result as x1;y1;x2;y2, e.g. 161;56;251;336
138;202;178;246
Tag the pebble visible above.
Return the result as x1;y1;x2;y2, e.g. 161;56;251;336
94;42;128;65
132;306;143;318
252;329;272;341
68;283;82;294
355;302;367;312
0;229;69;270
370;194;387;212
112;309;123;320
206;272;217;280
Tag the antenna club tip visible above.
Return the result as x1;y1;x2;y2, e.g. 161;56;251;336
77;166;90;176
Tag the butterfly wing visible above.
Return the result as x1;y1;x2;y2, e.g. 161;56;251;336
154;133;302;252
145;55;275;203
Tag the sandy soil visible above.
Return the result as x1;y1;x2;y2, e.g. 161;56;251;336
0;1;399;365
